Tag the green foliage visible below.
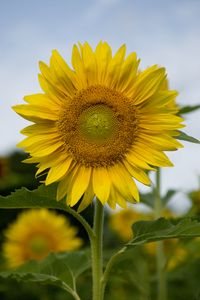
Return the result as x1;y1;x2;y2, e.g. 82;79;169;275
167;258;200;300
140;192;155;208
129;217;200;246
2;185;200;299
0;185;94;299
0;151;40;196
162;190;177;205
105;248;150;300
0;183;59;209
140;189;177;208
176;131;200;144
179;104;200;115
0;251;90;299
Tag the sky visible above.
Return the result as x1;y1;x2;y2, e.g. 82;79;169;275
0;0;200;197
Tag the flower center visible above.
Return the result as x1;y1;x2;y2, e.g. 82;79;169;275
28;235;50;258
57;85;138;167
78;104;117;143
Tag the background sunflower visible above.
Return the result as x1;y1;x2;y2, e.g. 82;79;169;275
2;209;82;268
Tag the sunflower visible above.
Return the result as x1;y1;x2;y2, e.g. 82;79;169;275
109;208;150;241
13;42;184;211
2;209;82;268
145;239;188;271
189;189;200;206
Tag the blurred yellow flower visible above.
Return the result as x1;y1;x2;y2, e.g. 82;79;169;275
145;239;188;270
2;209;82;268
189;189;200;205
13;42;183;211
109;208;150;241
0;157;9;178
144;208;187;270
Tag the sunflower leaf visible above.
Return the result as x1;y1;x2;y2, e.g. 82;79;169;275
129;217;200;246
176;131;200;144
0;183;94;243
0;251;90;296
179;104;200;115
140;189;177;208
0;184;59;209
162;189;177;205
140;192;154;208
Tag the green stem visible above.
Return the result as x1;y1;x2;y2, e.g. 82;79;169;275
154;168;167;300
64;205;95;242
101;246;127;295
91;199;104;300
63;283;81;300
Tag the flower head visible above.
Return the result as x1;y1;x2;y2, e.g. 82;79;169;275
2;209;82;268
189;189;200;205
109;208;150;241
145;239;188;270
13;42;184;211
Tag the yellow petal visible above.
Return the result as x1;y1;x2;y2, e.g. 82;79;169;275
39;61;70;98
140;90;178;110
132;66;166;105
133;145;173;167
109;185;127;209
71;45;87;88
107;187;117;209
17;132;60;148
80;42;97;85
20;123;57;136
103;44;126;88
57;170;74;201
51;50;78;85
68;166;92;207
95;41;112;83
38;73;66;102
28;140;63;157
139;113;184;125
92;168;111;205
139;122;184;131
13;104;58;121
78;178;94;213
138;133;183;151
108;164;139;202
35;151;66;175
45;157;73;185
23;157;39;164
126;151;155;171
50;50;77;95
123;160;151;186
116;52;139;95
24;93;60;108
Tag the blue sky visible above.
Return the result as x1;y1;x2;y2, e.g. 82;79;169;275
1;0;200;196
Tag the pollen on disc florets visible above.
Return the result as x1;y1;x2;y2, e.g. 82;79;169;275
78;104;118;142
57;85;139;167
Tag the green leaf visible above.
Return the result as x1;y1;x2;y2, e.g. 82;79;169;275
107;248;151;299
129;217;200;246
0;251;90;298
0;184;60;209
179;104;200;115
140;189;177;208
0;183;94;250
140;192;154;208
176;131;200;144
162;189;177;205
